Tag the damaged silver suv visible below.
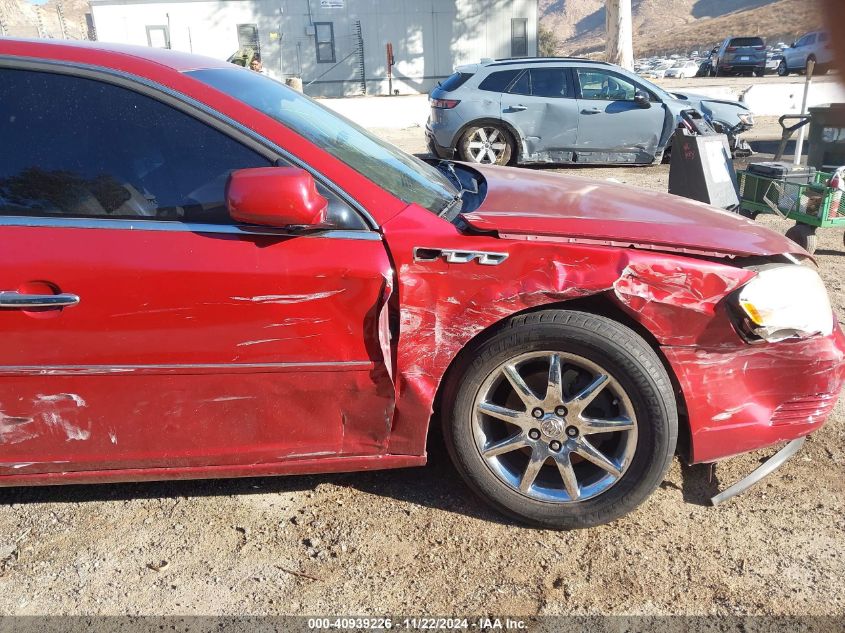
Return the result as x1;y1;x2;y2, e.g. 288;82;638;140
426;57;754;166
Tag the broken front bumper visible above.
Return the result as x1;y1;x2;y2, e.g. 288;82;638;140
710;436;806;505
664;322;845;464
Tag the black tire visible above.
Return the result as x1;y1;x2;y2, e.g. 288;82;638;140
458;124;514;166
777;60;789;76
441;310;678;530
785;223;817;254
754;68;764;78
714;66;723;77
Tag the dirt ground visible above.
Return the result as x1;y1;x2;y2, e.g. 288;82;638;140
0;119;843;619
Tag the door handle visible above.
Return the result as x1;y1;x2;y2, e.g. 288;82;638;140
0;291;80;309
581;108;601;114
507;105;527;112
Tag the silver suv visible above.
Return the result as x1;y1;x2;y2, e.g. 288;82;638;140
779;31;834;76
426;57;755;166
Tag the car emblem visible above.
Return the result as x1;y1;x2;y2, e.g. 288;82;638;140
413;247;508;266
541;417;564;437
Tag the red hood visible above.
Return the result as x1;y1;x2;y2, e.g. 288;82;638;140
463;165;805;258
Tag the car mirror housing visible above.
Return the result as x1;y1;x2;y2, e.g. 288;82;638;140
226;167;330;228
634;90;651;108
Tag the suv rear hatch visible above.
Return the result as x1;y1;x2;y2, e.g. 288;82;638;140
725;37;766;65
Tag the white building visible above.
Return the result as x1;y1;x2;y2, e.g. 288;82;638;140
89;0;538;97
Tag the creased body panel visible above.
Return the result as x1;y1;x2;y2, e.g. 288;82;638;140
664;324;845;464
0;225;395;475
383;204;843;463
384;205;751;456
0;367;392;477
462;164;806;258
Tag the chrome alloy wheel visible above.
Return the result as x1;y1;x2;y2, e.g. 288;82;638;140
472;351;638;503
466;127;507;163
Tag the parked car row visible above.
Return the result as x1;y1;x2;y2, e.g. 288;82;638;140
637;30;833;80
427;57;754;167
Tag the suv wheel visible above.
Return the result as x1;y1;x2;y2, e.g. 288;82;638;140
458;124;514;166
777;60;789;76
442;310;678;529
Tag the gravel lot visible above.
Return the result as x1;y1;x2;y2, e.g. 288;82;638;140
0;119;843;619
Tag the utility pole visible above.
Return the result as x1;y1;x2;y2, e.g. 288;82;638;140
605;0;633;70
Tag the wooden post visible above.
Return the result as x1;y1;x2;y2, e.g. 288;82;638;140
606;0;634;71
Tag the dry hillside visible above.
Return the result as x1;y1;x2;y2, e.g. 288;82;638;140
540;0;825;57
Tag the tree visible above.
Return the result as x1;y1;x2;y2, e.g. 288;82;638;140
538;26;559;57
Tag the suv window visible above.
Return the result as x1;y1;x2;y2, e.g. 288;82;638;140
439;72;474;92
729;37;764;48
502;68;571;98
527;68;571;98
0;68;272;224
508;70;531;96
478;69;521;93
576;69;637;101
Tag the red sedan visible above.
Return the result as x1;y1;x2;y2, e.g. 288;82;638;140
0;39;842;529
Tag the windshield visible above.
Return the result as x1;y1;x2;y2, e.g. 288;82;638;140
187;67;458;214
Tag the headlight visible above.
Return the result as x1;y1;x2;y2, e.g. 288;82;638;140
738;112;754;126
736;264;834;342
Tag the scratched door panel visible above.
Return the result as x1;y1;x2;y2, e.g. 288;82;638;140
0;225;394;474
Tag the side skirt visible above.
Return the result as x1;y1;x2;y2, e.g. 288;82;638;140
0;454;427;488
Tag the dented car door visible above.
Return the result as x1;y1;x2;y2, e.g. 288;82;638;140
500;68;580;161
0;67;394;475
573;68;665;163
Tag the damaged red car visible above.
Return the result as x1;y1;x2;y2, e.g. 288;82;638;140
1;40;843;529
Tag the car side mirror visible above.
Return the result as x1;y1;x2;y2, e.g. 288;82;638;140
634;90;651;108
226;167;330;229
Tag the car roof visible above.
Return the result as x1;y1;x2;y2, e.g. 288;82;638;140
0;37;232;73
486;57;610;67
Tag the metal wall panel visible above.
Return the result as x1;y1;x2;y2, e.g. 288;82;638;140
89;0;537;97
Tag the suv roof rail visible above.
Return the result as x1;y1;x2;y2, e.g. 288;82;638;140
486;57;611;67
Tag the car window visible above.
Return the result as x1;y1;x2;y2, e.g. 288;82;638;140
805;34;817;46
730;37;764;47
508;70;531;96
478;69;521;93
818;32;828;43
439;72;474;92
528;68;571;98
189;68;457;216
0;68;272;224
576;69;637;101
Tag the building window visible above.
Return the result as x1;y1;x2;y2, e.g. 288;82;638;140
511;18;528;58
237;23;260;54
146;25;170;49
315;22;336;63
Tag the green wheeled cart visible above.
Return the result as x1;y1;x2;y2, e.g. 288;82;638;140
737;168;844;254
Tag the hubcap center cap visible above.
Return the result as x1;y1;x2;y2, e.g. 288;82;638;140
540;417;564;438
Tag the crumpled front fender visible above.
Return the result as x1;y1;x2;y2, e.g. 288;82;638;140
382;205;757;457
